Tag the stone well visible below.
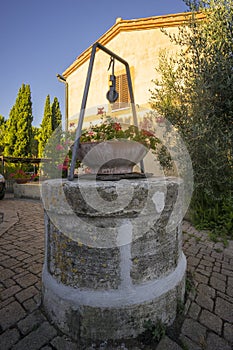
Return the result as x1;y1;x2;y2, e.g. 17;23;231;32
41;176;186;344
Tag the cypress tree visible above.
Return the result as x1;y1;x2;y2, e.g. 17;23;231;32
31;126;39;157
4;106;18;156
38;95;52;157
4;84;33;157
13;84;33;157
0;115;5;154
51;97;62;131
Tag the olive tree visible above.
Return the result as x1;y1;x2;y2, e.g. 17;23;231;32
150;0;233;234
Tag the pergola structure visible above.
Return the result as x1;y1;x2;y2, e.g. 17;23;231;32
0;156;50;175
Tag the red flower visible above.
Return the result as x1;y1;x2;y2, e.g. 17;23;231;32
142;129;154;137
156;117;165;123
63;156;70;165
57;164;64;170
97;107;105;115
56;144;64;151
113;122;122;131
57;163;68;170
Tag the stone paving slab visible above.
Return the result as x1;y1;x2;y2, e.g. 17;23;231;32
156;336;182;349
0;195;233;349
0;194;19;236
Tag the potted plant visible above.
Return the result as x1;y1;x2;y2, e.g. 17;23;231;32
76;116;161;174
10;169;30;184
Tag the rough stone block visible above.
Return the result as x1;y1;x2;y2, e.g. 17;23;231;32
206;332;232;350
196;292;214;312
224;322;233;343
210;276;226;292
0;328;20;350
15;285;38;303
156;336;182;350
199;309;222;334
15;273;38;288
215;297;233;323
48;225;121;290
0;301;26;331
197;283;215;298
179;335;202;350
181;318;207;345
11;322;57;350
188;302;201;320
1;285;21;300
51;336;79;350
18;310;46;335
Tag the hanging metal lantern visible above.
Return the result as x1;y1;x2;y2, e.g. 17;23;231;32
106;57;119;103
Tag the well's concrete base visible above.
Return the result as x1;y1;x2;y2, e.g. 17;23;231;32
42;254;186;342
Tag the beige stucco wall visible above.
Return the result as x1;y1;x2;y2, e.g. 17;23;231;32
66;25;180;128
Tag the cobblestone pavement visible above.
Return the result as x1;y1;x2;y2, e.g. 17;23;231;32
0;194;232;350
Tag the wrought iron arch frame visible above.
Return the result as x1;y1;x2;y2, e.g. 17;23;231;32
68;42;141;180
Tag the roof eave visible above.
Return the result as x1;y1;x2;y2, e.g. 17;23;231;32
63;11;204;78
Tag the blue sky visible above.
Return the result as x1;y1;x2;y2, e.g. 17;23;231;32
0;0;188;127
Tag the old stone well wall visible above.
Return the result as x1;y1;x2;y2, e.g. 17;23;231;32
41;176;186;344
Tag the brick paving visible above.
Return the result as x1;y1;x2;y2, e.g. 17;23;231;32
0;194;233;349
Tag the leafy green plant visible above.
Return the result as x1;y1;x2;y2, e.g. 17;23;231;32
151;319;166;342
139;318;166;344
157;144;173;170
191;193;233;240
180;340;189;350
150;0;233;242
30;173;40;181
185;272;196;297
177;299;185;315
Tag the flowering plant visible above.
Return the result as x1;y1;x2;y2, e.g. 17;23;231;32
30;173;40;181
57;155;70;177
79;116;160;151
10;169;30;179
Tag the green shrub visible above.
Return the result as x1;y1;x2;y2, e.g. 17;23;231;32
190;192;233;240
139;318;166;345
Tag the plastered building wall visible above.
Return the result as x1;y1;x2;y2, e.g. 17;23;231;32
63;13;204;128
